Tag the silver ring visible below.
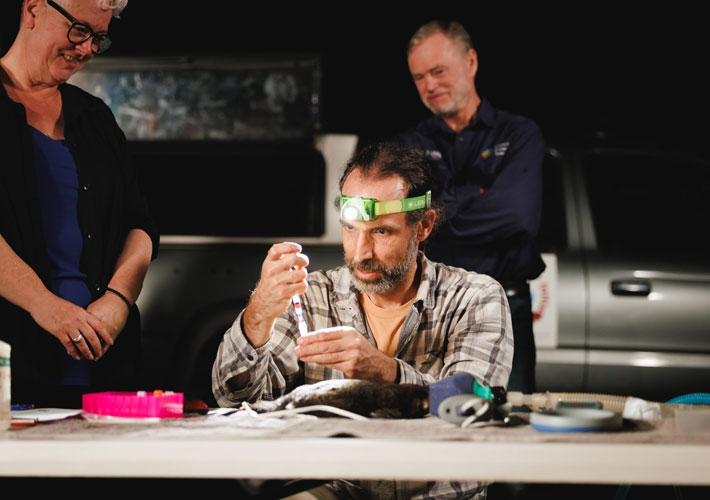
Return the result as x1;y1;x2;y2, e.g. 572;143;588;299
71;334;83;344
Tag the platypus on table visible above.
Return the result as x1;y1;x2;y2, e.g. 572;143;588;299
248;373;506;420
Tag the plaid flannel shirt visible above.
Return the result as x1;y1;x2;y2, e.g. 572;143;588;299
212;254;513;499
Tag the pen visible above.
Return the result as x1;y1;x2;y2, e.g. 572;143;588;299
292;294;310;336
11;404;34;411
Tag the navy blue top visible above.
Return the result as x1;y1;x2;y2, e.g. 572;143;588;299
30;126;91;386
399;99;546;282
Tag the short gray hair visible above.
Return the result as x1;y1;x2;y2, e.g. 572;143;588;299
23;1;128;19
407;20;473;56
98;0;128;18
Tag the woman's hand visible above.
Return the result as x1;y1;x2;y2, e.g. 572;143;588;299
86;292;129;356
29;291;105;361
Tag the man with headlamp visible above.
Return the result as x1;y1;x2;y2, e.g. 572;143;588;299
213;142;512;499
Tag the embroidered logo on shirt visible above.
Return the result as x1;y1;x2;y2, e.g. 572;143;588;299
424;149;443;161
481;142;509;159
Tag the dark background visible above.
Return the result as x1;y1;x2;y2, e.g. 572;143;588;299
2;2;708;150
2;6;709;499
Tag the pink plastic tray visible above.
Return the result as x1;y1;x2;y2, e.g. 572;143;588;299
82;391;183;419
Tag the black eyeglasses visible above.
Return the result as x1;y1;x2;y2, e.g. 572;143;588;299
46;0;112;55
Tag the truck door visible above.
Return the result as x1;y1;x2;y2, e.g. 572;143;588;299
579;149;710;400
533;149;587;393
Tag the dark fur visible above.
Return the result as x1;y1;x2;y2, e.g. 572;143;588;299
250;379;429;419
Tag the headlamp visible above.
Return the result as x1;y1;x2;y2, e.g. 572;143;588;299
340;191;431;222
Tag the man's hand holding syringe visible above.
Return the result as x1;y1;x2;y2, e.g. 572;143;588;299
242;242;309;348
242;242;398;383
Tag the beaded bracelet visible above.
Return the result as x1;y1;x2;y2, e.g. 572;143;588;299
104;287;132;311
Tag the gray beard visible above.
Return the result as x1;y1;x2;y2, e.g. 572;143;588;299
346;234;419;295
429;104;458;119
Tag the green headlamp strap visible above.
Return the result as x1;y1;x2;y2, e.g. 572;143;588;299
340;190;431;221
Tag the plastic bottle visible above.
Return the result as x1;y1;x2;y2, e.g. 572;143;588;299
0;340;10;430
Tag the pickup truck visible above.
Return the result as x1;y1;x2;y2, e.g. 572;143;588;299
127;135;710;406
530;139;710;402
71;58;710;406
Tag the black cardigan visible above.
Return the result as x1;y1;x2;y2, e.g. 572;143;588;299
0;82;159;392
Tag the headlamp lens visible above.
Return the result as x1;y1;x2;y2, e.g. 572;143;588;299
340;195;376;221
340;191;431;222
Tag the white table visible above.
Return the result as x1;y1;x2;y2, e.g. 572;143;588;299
3;438;710;485
2;413;709;485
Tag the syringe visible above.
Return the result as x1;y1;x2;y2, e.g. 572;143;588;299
292;295;310;336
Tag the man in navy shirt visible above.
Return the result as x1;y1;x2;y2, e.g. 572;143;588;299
399;20;545;394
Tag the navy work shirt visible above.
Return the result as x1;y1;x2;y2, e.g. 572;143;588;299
399;99;546;283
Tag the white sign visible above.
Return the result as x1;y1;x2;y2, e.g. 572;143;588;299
530;253;558;348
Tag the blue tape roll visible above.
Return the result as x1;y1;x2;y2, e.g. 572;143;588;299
530;408;623;433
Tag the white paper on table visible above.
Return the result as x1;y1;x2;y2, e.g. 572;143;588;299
11;408;82;422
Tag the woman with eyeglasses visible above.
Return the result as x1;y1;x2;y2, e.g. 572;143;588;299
0;0;158;408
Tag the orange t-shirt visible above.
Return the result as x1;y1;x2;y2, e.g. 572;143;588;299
360;293;416;358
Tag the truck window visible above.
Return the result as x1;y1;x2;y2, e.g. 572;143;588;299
536;151;567;253
582;152;710;259
130;142;325;237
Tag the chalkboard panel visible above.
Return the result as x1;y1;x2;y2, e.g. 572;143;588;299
69;56;321;141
